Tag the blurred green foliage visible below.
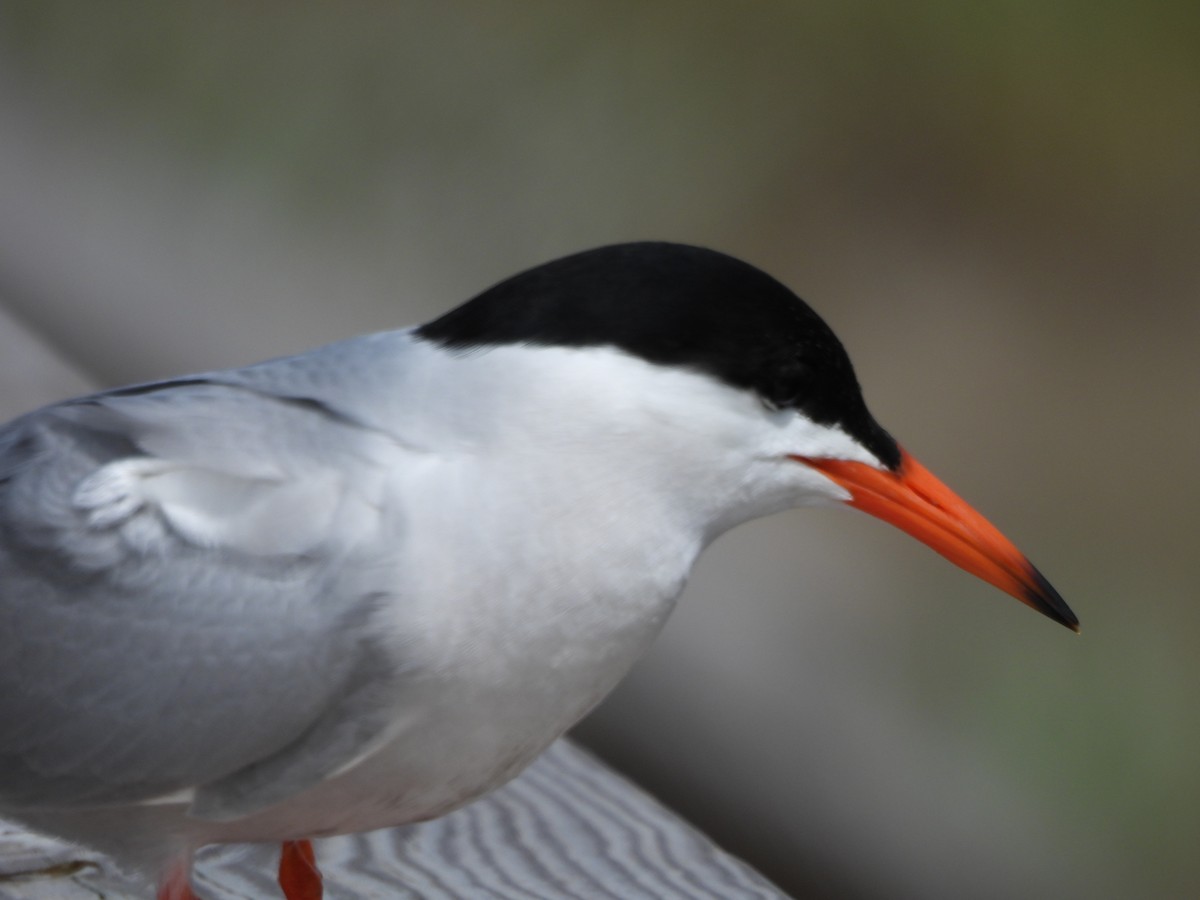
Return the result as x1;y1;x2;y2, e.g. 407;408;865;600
3;1;1197;221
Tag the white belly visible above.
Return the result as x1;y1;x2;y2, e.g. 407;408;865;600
203;591;678;844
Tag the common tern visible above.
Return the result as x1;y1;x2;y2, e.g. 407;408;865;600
0;242;1077;898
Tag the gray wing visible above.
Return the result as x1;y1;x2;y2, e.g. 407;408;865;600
0;353;416;820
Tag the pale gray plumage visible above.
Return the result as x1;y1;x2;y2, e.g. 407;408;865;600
0;333;417;819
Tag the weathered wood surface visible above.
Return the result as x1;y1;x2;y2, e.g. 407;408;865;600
0;740;789;899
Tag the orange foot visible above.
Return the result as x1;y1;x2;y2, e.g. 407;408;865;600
278;839;323;900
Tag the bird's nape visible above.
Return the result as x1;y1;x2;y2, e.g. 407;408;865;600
797;447;1078;631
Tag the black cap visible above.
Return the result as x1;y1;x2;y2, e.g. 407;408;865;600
418;242;900;469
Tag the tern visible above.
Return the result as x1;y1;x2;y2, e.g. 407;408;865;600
0;242;1077;899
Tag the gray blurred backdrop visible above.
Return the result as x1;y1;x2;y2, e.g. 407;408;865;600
1;4;1196;898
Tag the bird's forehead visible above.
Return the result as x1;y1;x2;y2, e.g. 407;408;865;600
417;242;898;465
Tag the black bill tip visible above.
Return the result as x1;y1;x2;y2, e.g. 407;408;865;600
1024;566;1080;633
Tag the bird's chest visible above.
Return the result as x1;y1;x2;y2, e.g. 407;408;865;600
393;464;703;689
412;514;697;715
333;496;700;819
287;456;707;829
303;568;687;834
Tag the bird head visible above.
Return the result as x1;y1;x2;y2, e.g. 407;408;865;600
418;241;1078;632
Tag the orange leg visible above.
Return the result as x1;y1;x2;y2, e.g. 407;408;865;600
278;839;323;900
157;857;201;900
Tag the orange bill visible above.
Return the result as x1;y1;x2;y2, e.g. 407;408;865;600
796;448;1078;632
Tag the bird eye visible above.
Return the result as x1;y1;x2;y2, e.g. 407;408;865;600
759;395;785;413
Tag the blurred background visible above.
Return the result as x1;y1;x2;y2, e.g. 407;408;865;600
0;3;1196;897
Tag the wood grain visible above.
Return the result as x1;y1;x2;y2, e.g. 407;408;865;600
0;740;788;899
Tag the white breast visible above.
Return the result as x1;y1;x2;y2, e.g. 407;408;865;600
148;339;848;845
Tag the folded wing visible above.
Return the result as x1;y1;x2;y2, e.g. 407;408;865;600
0;371;412;819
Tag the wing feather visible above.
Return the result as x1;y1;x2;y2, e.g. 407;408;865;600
0;364;412;814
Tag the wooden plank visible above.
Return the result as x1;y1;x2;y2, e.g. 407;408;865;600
0;304;94;421
0;740;789;899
